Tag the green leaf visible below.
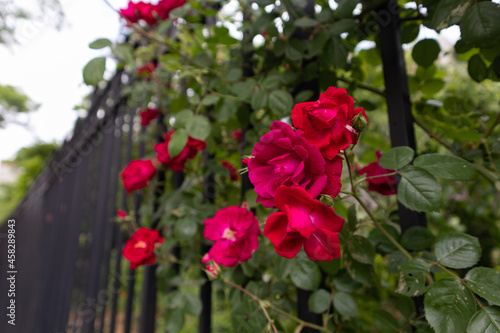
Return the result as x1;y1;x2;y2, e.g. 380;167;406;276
89;38;112;49
401;226;435;251
309;30;329;56
112;43;134;63
285;43;303;61
251;90;268;111
431;0;473;31
174;219;197;241
308;289;331;313
231;81;253;100
333;270;362;292
398;166;442;212
468;54;489;83
226;68;243;82
295;90;314;103
201;94;220;106
165;308;185;333
373;309;400;333
333;292;358;317
425;278;477;333
336;0;360;18
435;232;481;269
379;146;415;170
465;267;500;305
412;39;441;68
174;109;194;129
82;57;106;86
168;129;188;158
347;235;375;265
268;90;294;116
183;294;203;316
401;23;420;44
319;259;341;276
290;260;322;291
294;16;318;28
421;78;445;97
328;19;358;35
344;252;373;286
261;75;281;90
186;115;211;140
460;2;500;48
396;259;432;297
231;300;267;332
414;153;476;180
467;306;500;333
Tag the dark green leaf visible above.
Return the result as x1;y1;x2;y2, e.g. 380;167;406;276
333;292;358;317
491;55;500;78
379;146;415;170
467;306;500;333
401;226;436;251
165;308;185;333
412;39;441;68
183;294;203;316
174;109;194;129
285;43;303;61
262;75;281;90
465;267;500;305
295;90;314;103
373;309;400;333
347;235;375;265
332;270;362;292
174;219;197;241
401;23;420;44
468;54;489;82
268;90;294;116
319;259;341;276
89;38;112;49
308;289;331;313
83;57;106;86
231;81;253;100
460;2;500;48
251;90;268;111
425;278;477;333
201;94;220;106
431;0;473;31
226;68;243;82
337;0;360;18
344;252;373;286
329;19;358;35
186;115;211;140
309;31;329;57
414;153;476;180
294;16;318;28
421;78;445;97
231;300;267;332
396;259;432;297
347;204;358;232
435;232;481;269
398;166;442;212
168;129;188;158
290;260;322;291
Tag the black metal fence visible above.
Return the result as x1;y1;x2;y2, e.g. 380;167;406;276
0;0;425;332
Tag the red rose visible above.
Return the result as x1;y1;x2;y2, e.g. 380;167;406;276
248;121;343;207
117;209;127;218
203;206;260;267
122;227;163;269
264;186;344;261
139;108;160;126
222;160;239;182
231;128;242;143
357;151;397;195
121;159;157;194
137;62;157;77
135;1;156;25
291;86;368;160
154;0;186;20
119;2;140;23
154;131;206;171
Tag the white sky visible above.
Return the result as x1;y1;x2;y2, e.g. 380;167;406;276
0;0;460;162
0;0;128;161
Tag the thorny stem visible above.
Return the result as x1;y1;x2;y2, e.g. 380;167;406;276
224;280;330;332
336;76;385;97
352;171;398;188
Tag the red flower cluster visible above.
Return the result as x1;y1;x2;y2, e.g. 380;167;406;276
357;151;397;195
154;131;206;172
119;0;186;25
139;108;160;126
122;227;163;269
244;86;367;261
121;159;157;194
292;86;368;159
202;206;260;267
222;160;239;182
136;62;157;78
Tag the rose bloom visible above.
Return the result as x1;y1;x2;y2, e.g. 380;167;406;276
202;206;260;267
154;0;186;20
291;86;368;160
139;108;160;126
117;209;127;218
122;227;163;269
231;128;242;143
136;62;157;77
154;131;206;172
248;121;342;208
357;151;397;195
121;159;157;194
222;160;239;182
119;2;140;23
264;186;344;261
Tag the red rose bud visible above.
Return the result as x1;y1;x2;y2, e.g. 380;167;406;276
117;209;127;218
222;160;239;182
357;151;397;195
139;108;160;126
121;159;157;194
122;227;164;269
291;86;368;160
319;194;335;207
352;113;368;133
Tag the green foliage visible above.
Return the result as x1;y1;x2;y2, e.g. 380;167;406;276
83;57;106;86
379;146;414;170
